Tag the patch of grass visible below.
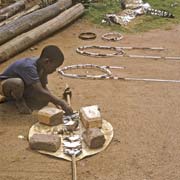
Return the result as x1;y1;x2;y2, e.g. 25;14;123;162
85;0;180;33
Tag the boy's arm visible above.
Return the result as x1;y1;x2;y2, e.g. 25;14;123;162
32;82;73;115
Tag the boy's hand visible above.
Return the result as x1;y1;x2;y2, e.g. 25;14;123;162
31;82;73;115
57;100;73;115
62;105;73;115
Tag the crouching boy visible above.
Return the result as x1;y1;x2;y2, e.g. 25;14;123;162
0;45;73;115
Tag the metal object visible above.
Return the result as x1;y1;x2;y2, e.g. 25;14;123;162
64;119;79;132
101;32;123;41
63;84;72;106
128;54;180;60
123;77;180;83
58;64;112;79
58;63;180;83
64;135;81;142
63;112;80;123
28;89;114;179
76;45;125;57
63;112;80;132
64;148;82;156
63;141;81;149
62;87;81;180
120;46;164;50
146;8;175;18
76;45;180;60
72;154;77;180
101;65;125;69
63;134;82;180
78;32;97;40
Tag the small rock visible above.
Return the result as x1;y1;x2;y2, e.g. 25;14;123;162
83;128;105;149
29;134;61;152
18;135;25;140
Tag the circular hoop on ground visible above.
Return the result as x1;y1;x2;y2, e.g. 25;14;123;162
78;32;97;40
58;64;112;80
102;32;124;41
76;45;125;57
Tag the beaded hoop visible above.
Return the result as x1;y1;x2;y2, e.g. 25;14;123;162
58;64;113;80
101;32;124;41
58;64;180;83
76;45;125;57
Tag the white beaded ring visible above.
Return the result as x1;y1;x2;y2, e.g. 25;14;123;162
101;32;124;41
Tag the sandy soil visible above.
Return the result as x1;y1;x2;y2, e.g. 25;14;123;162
0;18;180;180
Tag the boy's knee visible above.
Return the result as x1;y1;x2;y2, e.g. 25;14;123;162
13;78;24;90
14;78;24;86
2;78;24;98
25;93;49;110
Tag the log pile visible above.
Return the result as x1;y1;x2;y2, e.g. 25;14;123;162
0;0;85;63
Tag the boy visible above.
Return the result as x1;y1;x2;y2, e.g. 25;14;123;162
0;45;73;115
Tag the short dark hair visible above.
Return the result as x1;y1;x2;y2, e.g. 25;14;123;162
40;45;64;63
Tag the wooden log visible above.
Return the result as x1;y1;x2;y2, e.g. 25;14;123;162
0;3;85;63
0;0;43;22
0;4;40;27
0;0;26;19
25;0;42;9
0;0;72;45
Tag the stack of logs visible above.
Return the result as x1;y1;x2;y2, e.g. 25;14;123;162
0;0;85;63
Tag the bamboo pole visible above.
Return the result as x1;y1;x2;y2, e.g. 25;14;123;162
0;3;85;63
0;0;72;45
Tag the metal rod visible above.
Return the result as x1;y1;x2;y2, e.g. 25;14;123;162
101;66;125;69
127;54;180;60
124;77;180;83
64;86;77;180
72;154;77;180
120;47;164;50
67;95;71;107
128;54;162;59
165;56;180;60
65;83;71;106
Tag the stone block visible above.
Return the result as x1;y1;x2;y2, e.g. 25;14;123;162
38;106;63;126
82;128;105;149
29;134;61;152
80;105;102;129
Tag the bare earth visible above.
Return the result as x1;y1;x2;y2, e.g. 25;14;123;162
0;19;180;180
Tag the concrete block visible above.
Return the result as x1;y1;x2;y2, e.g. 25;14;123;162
80;105;102;129
38;106;63;126
82;128;105;149
29;134;61;152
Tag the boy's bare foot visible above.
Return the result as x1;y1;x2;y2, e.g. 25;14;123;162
0;95;6;103
0;95;13;104
15;99;32;114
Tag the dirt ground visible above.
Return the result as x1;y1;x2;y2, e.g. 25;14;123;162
1;18;180;180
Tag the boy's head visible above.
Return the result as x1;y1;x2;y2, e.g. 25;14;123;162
38;45;64;74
